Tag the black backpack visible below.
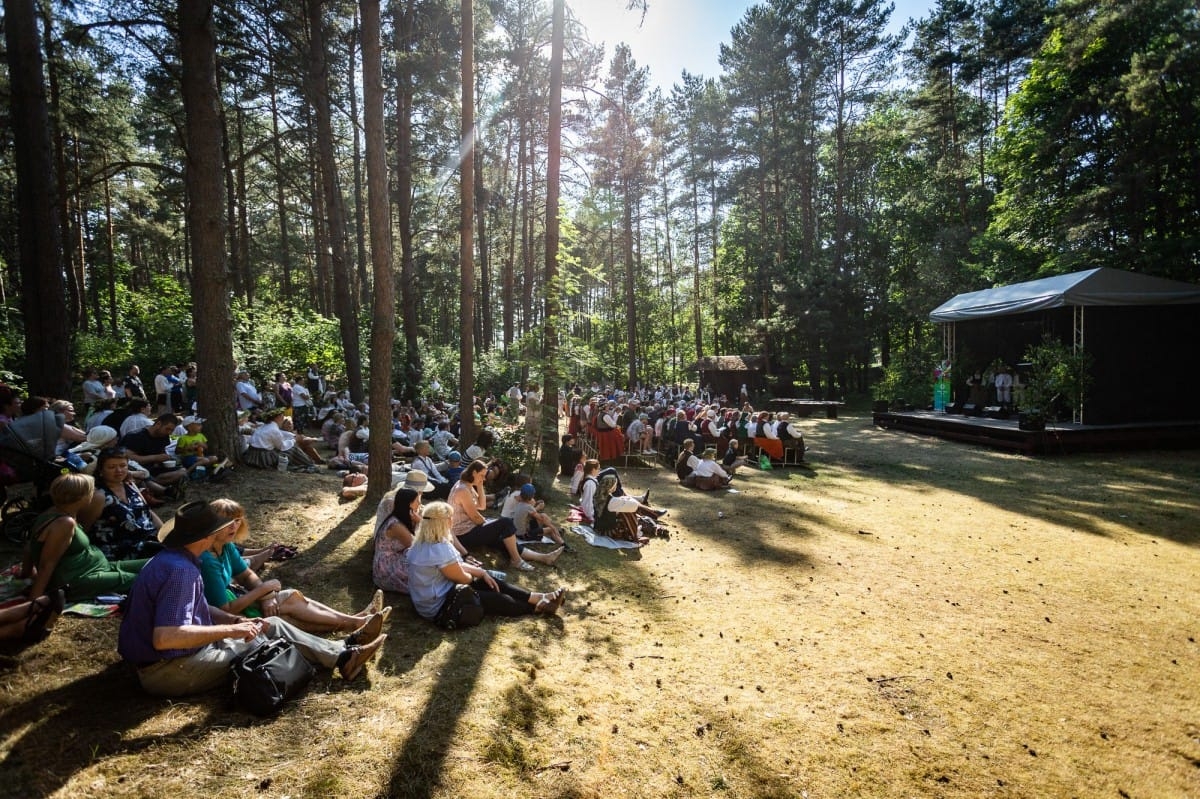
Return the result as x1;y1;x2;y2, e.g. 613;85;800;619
434;585;484;630
230;638;315;716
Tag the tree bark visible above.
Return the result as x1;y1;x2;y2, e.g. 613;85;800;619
4;0;70;398
307;0;364;401
393;0;421;398
178;0;237;459
361;0;394;502
459;0;476;444
539;0;565;476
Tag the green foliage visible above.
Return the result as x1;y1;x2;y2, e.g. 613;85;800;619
489;424;534;476
987;0;1200;280
1022;334;1093;421
113;276;195;369
873;333;942;406
74;331;133;371
233;303;344;380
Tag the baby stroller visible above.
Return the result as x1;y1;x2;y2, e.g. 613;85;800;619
0;409;70;543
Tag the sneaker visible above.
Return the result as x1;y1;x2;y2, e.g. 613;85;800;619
339;634;387;680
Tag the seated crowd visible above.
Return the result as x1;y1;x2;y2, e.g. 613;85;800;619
3;371;803;706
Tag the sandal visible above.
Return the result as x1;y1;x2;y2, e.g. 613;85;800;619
514;559;536;572
22;589;65;643
535;588;567;615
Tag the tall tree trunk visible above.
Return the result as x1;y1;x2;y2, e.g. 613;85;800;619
539;0;564;475
4;0;69;398
475;142;491;351
41;6;83;331
235;106;253;307
393;0;421;398
348;14;370;307
459;0;476;444
268;32;293;303
623;179;637;386
307;0;364;401
178;0;237;459
361;0;393;502
503;120;523;355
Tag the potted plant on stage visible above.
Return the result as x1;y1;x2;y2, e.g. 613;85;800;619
1019;334;1093;431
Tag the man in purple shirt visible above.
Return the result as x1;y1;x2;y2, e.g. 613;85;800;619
118;501;387;696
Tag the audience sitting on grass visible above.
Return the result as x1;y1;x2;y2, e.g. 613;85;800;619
407;501;566;625
501;481;565;547
121;413;189;494
0;589;66;644
558;433;581;479
675;438;699;482
449;459;563;571
321;411;346;449
683;447;732;490
373;482;430;595
22;473;148;603
243;408;318;472
408;440;452;500
722;438;750;476
200;499;388;635
576;458;602;524
117;500;387;696
592;474;653;545
80;446;164;561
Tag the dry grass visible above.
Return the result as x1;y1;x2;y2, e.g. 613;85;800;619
2;415;1199;798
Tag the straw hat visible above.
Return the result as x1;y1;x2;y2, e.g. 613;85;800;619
400;470;435;493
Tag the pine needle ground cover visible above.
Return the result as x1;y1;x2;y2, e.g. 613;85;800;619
1;415;1197;798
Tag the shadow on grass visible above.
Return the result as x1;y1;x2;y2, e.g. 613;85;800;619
381;622;498;798
784;415;1200;546
0;662;226;796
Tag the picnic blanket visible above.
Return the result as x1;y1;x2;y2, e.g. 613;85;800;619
571;524;641;550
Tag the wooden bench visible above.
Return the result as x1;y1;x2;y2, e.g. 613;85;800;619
768;398;845;419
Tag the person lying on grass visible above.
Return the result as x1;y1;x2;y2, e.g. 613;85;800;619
117;500;388;696
201;499;388;635
407;501;566;624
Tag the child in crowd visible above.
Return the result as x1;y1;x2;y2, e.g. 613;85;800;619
174;416;226;479
503;483;566;547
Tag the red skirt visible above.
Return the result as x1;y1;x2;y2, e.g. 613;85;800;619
595;427;626;460
754;437;783;460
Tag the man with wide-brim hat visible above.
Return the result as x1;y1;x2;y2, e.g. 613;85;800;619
119;501;386;696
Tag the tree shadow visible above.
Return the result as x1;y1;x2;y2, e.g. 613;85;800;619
0;662;231;796
382;621;499;798
795;415;1200;546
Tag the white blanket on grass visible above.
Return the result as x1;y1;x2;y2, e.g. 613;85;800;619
571;524;641;550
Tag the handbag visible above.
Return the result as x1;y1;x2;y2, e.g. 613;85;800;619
230;637;315;716
433;584;484;630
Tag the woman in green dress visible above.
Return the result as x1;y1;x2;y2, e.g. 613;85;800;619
22;473;149;602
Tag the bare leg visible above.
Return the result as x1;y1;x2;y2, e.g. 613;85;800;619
277;591;365;634
520;546;565;566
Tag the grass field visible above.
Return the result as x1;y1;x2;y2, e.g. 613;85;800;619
2;414;1198;798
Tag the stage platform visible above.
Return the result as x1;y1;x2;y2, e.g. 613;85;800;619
872;410;1200;455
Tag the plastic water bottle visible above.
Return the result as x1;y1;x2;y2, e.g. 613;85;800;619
277;452;289;472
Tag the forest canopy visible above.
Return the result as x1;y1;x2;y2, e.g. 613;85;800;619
1;0;1197;404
